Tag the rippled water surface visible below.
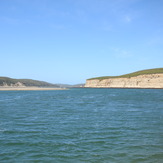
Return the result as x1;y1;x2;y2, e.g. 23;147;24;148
0;88;163;162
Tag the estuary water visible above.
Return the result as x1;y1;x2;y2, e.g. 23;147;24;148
0;88;163;163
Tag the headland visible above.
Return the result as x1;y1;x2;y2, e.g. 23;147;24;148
85;68;163;88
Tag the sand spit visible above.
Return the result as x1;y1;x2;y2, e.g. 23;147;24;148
0;87;67;91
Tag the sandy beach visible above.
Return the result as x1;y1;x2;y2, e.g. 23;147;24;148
0;87;67;91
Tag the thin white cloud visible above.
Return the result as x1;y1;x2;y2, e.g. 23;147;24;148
112;48;133;58
124;15;132;22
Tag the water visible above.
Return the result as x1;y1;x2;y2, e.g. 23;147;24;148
0;88;163;163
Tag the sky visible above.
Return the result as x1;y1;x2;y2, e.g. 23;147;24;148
0;0;163;84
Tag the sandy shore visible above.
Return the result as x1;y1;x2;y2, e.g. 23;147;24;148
0;87;67;91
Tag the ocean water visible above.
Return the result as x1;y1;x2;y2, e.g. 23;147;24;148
0;88;163;163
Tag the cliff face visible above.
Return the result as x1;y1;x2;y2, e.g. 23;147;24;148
85;73;163;88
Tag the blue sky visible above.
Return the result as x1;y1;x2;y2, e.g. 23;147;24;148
0;0;163;84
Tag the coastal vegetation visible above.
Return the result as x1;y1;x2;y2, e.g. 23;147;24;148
0;77;59;87
88;68;163;80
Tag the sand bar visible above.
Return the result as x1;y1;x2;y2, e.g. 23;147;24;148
0;87;67;91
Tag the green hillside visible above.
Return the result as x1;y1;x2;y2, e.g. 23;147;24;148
0;77;59;87
88;68;163;80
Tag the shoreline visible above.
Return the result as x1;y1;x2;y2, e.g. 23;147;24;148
0;87;67;91
84;87;163;89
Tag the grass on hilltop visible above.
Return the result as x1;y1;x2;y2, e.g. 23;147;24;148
88;68;163;80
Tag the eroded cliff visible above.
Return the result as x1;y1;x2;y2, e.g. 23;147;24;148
85;73;163;88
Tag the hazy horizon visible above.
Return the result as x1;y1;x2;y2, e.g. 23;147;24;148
0;0;163;84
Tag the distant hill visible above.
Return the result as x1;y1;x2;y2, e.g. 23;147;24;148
0;77;59;87
88;68;163;80
72;84;85;87
56;83;85;88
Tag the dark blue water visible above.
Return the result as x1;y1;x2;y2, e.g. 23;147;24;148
0;88;163;163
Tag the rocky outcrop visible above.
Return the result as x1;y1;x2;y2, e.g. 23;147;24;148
85;73;163;88
1;82;26;87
